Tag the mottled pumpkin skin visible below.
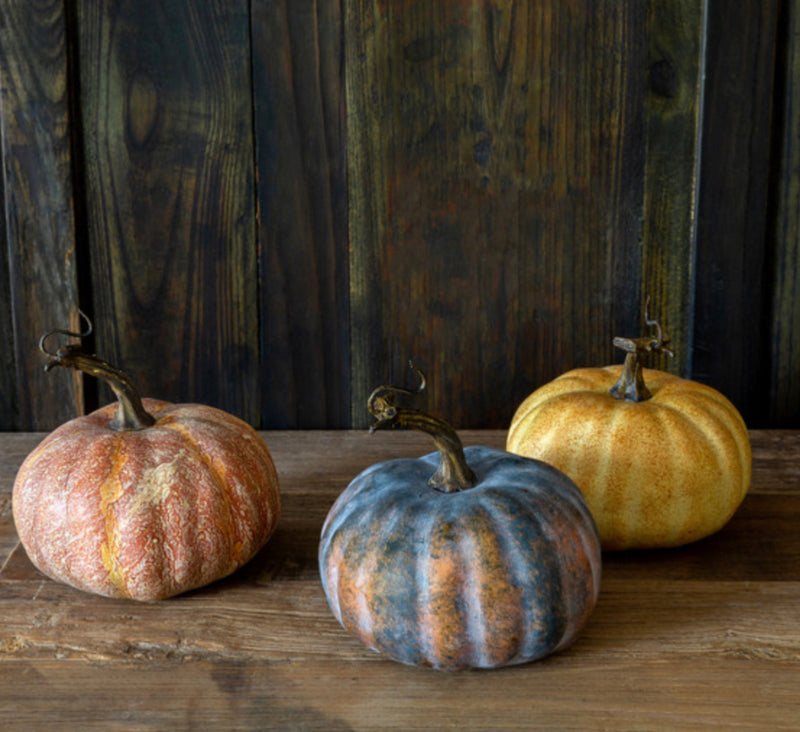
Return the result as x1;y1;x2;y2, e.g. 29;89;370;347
13;398;281;601
319;446;601;671
507;365;751;550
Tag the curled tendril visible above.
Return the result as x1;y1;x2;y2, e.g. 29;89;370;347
610;298;675;402
612;297;674;359
364;360;476;492
37;310;155;430
39;309;93;359
367;360;427;430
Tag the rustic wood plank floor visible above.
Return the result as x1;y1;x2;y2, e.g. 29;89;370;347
1;430;798;730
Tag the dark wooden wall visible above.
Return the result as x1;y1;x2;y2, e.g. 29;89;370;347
0;0;795;431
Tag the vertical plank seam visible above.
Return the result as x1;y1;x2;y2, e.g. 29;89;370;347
0;47;22;429
246;0;264;429
769;0;799;424
64;0;90;417
687;0;711;378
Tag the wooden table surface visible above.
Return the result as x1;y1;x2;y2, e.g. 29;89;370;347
1;429;799;730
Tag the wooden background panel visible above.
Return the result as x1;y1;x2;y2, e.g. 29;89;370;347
693;0;780;427
771;0;800;427
347;0;657;429
0;0;794;431
0;154;18;430
642;0;705;376
0;0;80;431
252;0;349;429
75;0;260;424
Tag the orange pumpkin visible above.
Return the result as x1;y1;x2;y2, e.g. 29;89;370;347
507;315;751;550
12;323;280;601
319;367;601;670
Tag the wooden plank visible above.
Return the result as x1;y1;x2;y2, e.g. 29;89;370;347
2;576;800;667
76;0;260;424
641;0;706;377
693;0;780;426
251;0;349;429
1;654;800;731
770;0;800;427
0;157;18;430
347;1;651;429
0;0;80;430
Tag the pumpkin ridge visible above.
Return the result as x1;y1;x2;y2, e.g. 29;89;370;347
521;467;600;545
655;395;749;482
319;528;346;623
473;494;538;666
322;476;399;643
19;446;72;580
664;389;751;496
455;513;498;668
606;403;664;546
372;497;431;664
651;404;716;545
518;488;576;654
512;485;583;652
412;509;443;667
161;413;281;546
99;435;130;596
659;392;750;514
135;445;200;598
158;406;271;466
61;451;90;586
534;506;576;652
14;436;72;543
555;407;613;507
601;405;638;545
508;396;577;457
415;508;470;669
158;422;242;572
340;503;401;653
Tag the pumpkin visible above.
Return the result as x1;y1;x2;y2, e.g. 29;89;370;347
12;320;281;601
507;311;751;550
319;366;601;671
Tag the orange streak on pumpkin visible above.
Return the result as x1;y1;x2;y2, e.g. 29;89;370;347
461;520;525;667
417;520;469;669
98;437;130;595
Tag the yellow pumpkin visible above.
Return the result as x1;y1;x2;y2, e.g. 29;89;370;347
506;314;751;550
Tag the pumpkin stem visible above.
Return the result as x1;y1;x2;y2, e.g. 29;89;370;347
367;362;477;493
610;299;674;402
40;315;155;431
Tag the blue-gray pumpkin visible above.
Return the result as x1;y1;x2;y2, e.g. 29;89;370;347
318;373;601;671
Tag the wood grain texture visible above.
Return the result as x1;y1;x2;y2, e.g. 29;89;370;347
347;0;652;429
251;0;349;428
642;0;705;377
0;1;794;433
0;0;80;430
1;430;800;730
0;162;18;430
694;0;780;426
770;0;800;427
76;0;259;424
